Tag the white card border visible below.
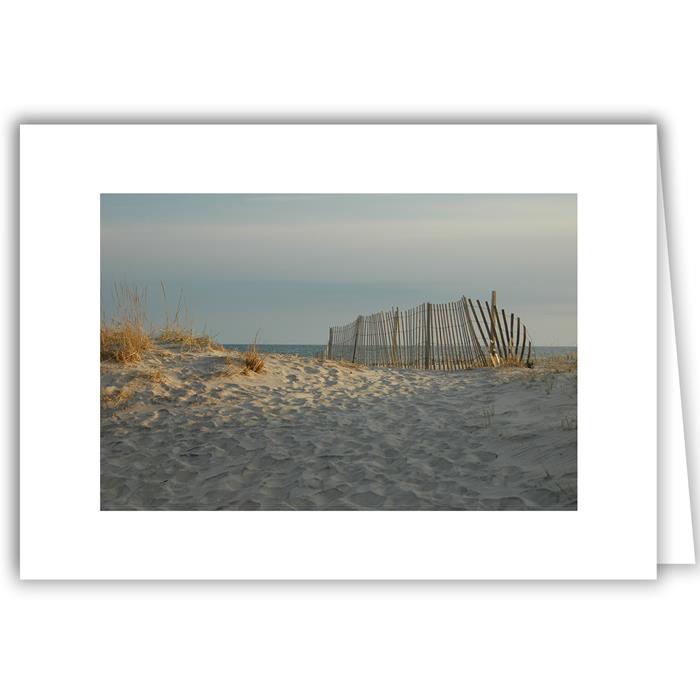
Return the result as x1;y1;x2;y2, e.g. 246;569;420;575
20;124;657;579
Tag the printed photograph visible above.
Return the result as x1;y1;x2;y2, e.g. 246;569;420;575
101;194;577;510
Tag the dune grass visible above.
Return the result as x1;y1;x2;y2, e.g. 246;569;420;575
156;282;223;351
101;283;223;364
100;285;153;364
157;325;223;351
243;335;265;374
100;385;135;409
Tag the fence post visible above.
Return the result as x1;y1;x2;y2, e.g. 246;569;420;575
509;312;515;358
352;315;362;363
425;302;432;369
392;308;399;366
327;327;334;360
490;290;499;365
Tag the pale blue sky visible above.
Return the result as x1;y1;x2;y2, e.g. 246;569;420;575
101;194;576;344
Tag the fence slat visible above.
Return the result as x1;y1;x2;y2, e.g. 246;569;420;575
361;314;367;365
476;299;494;357
352;316;360;362
444;303;453;370
384;311;392;366
454;300;471;368
412;305;417;368
455;301;468;369
380;311;387;366
458;300;474;366
495;303;508;358
501;308;511;358
468;298;489;350
444;303;455;370
375;313;380;366
484;300;501;358
466;298;487;366
448;302;462;369
437;303;447;370
434;303;443;369
424;303;431;369
416;303;422;369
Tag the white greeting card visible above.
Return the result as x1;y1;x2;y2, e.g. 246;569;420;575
20;124;664;578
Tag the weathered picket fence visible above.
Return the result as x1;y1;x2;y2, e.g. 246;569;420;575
321;291;532;370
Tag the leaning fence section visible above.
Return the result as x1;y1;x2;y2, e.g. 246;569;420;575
321;293;532;371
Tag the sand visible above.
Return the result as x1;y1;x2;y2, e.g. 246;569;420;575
101;346;577;510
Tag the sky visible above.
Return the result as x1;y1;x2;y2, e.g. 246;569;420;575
101;193;577;345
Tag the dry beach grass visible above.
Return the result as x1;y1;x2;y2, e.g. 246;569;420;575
243;336;265;374
100;286;153;364
101;283;222;362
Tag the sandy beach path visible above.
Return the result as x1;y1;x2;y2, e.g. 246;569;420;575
101;348;577;510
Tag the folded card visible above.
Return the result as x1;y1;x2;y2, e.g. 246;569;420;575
20;124;672;579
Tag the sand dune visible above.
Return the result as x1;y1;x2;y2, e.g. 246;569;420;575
101;346;577;510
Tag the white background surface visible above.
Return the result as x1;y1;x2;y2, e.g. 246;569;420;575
2;1;698;698
20;124;657;580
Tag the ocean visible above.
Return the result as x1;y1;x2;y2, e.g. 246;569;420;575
223;344;577;359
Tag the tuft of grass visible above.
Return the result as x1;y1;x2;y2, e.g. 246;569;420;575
156;282;223;352
100;284;153;364
101;385;135;409
243;335;265;374
157;326;223;352
100;282;232;366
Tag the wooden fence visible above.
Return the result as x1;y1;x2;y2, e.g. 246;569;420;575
322;292;532;370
